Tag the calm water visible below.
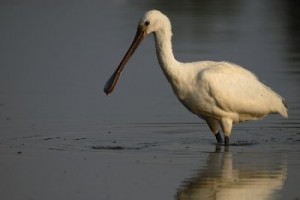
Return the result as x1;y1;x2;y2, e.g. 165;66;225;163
0;1;299;200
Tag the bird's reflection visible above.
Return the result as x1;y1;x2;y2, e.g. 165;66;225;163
176;146;287;200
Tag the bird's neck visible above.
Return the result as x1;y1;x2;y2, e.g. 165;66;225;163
153;30;181;85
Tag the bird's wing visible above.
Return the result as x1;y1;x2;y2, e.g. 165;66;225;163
198;63;284;118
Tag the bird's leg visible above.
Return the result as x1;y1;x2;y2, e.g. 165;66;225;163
215;144;222;152
206;119;222;145
224;136;230;146
215;132;223;144
220;118;232;146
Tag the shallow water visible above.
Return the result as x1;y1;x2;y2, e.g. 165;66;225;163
0;0;300;200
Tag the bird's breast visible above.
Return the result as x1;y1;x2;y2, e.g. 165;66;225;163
174;83;215;117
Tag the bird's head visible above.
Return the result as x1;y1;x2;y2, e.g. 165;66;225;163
138;10;171;35
104;10;170;95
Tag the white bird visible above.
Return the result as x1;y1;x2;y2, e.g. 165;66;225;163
104;10;288;146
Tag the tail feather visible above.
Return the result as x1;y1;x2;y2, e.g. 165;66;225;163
280;99;288;118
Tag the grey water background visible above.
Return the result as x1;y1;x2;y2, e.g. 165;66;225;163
0;0;300;200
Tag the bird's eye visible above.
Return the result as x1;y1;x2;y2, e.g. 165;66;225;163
145;21;150;26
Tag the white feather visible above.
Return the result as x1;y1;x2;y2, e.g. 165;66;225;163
141;10;288;139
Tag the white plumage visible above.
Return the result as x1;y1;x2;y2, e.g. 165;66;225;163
104;10;288;145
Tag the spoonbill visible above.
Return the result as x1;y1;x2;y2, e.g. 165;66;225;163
104;10;288;146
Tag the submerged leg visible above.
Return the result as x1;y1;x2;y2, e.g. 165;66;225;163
225;136;230;146
215;132;223;144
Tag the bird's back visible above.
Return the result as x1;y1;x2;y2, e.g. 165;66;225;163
181;61;288;122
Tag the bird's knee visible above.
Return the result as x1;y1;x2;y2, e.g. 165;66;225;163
206;119;219;134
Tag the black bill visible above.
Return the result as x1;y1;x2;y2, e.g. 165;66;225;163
104;26;145;95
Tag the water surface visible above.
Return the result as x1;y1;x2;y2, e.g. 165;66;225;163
0;0;299;200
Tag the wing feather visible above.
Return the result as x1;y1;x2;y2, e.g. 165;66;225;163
198;62;284;120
